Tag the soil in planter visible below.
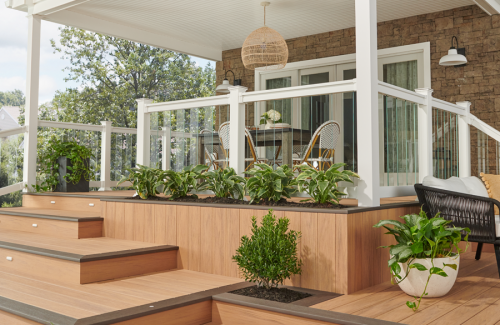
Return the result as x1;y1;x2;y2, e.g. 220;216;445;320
128;195;346;209
230;286;311;303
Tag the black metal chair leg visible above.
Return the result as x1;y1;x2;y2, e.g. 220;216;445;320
495;245;500;278
475;243;484;260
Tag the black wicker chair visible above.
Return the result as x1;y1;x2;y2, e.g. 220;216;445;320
414;184;500;277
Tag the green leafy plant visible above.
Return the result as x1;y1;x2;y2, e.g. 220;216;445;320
198;167;246;199
296;163;359;204
246;164;297;204
373;209;470;312
159;164;207;200
233;209;302;289
117;165;163;199
35;139;95;192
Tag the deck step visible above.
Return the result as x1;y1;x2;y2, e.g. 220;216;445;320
0;229;178;284
0;269;244;325
0;208;103;239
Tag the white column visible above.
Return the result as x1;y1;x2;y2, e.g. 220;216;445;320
228;86;248;175
136;98;153;167
99;121;112;191
355;0;380;206
415;88;434;182
23;14;41;191
457;101;471;178
162;127;171;170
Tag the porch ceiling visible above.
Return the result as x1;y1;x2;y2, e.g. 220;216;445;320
10;0;473;60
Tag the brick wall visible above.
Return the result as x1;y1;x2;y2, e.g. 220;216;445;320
216;5;500;176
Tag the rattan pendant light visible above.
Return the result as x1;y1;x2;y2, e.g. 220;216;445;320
241;2;288;71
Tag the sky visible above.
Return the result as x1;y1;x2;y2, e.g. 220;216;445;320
0;5;214;104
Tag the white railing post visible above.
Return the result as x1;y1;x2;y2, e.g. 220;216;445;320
136;98;153;167
23;14;41;191
99;121;112;191
228;86;248;175
415;88;434;182
457;101;471;178
162;128;171;170
355;0;380;206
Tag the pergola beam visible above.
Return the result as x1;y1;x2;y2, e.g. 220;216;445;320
473;0;500;15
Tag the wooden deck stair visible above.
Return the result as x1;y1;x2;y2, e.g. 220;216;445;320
0;194;244;324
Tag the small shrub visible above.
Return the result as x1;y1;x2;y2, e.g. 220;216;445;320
159;164;207;200
296;163;359;204
232;209;302;289
246;163;296;204
198;167;246;199
118;165;163;199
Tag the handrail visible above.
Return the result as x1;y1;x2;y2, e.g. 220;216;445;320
241;79;357;103
432;98;465;116
146;95;230;113
111;126;137;134
0;182;24;196
378;81;426;105
470;114;500;143
0;126;26;138
38;120;104;132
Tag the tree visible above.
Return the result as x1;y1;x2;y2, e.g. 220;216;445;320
0;90;25;107
49;27;216;128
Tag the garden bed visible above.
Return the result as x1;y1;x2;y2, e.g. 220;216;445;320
127;195;347;209
230;286;312;303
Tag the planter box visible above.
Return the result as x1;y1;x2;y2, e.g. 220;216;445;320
100;198;420;294
55;156;90;192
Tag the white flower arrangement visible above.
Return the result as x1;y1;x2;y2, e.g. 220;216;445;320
260;109;283;125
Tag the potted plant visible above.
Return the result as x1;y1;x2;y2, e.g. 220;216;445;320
36;139;95;192
259;109;282;129
374;210;470;311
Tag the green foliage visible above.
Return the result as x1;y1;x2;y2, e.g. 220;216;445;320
117;165;163;199
198;167;246;200
159;165;207;200
0;89;25;107
296;163;359;204
35;139;95;192
233;209;302;289
48;27;216;128
0;133;23;207
246;164;297;204
374;209;470;312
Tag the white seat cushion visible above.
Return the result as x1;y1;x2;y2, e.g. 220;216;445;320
422;176;468;194
496;215;500;237
460;176;489;198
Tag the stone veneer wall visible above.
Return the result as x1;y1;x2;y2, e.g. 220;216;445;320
216;5;500;176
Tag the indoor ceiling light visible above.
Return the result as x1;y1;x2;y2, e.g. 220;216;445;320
215;70;242;94
439;36;467;67
241;2;288;71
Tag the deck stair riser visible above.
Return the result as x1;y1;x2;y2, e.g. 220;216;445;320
0;210;102;239
0;236;178;284
23;194;102;213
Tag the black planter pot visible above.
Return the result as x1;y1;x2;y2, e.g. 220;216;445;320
55;156;90;192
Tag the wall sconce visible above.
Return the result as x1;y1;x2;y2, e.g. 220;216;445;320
215;70;242;94
439;36;467;67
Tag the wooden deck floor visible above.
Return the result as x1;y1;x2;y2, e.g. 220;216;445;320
0;269;242;320
312;251;500;324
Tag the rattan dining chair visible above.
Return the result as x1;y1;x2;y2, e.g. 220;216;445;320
218;122;269;171
200;129;225;170
293;120;341;170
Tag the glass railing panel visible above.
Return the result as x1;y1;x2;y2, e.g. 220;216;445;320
432;108;459;179
471;125;500;177
0;132;24;207
110;132;137;182
380;95;419;186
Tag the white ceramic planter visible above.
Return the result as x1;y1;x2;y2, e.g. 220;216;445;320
397;256;460;298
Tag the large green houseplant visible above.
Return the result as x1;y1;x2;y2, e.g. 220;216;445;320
36;139;95;192
374;209;470;312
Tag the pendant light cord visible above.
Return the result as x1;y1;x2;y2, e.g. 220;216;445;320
264;5;266;26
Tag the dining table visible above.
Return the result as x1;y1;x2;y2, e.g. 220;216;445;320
196;128;313;167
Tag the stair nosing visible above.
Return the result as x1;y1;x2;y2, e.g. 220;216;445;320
0;240;178;262
0;296;78;325
0;210;103;222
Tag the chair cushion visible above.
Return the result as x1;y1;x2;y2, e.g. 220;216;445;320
460;176;489;197
480;173;500;215
496;215;500;237
422;176;468;194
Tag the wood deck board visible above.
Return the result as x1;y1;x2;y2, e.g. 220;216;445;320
0;269;241;319
0;229;166;255
0;207;101;219
312;252;500;325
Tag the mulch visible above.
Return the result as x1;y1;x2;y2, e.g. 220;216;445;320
230;286;312;303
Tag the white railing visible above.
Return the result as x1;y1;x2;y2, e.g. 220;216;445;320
0;126;26;197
